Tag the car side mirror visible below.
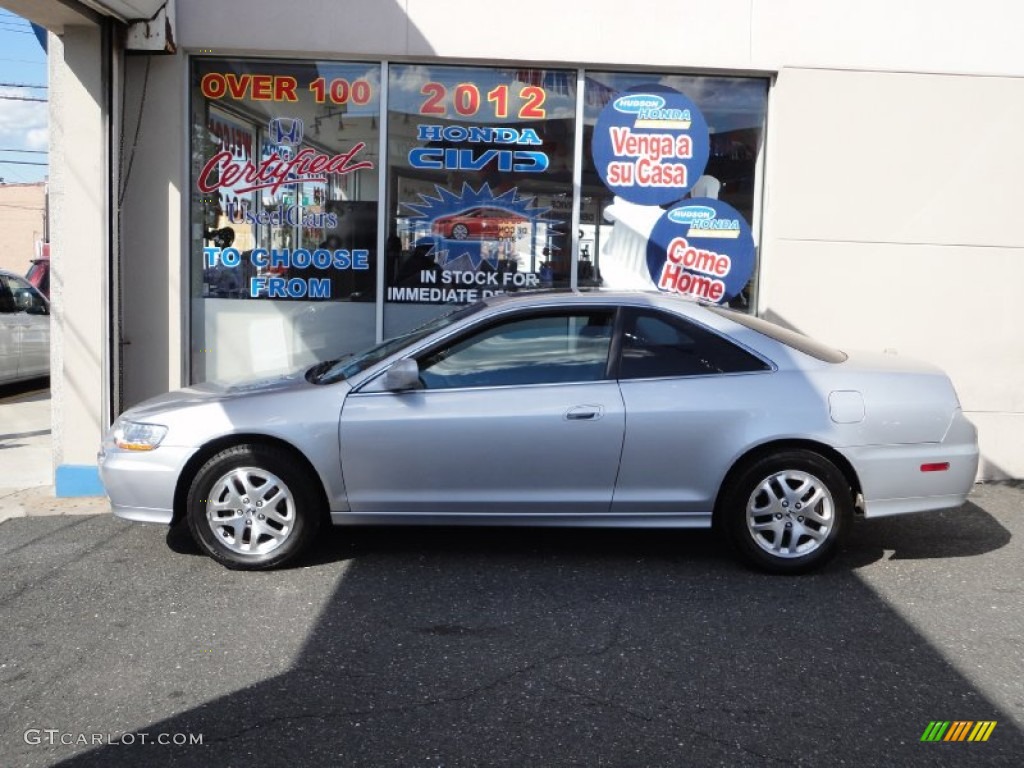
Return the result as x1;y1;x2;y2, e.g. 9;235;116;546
383;359;423;391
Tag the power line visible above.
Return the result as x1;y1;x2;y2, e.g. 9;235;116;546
0;148;48;154
0;95;47;102
0;159;47;166
0;82;48;89
0;24;33;34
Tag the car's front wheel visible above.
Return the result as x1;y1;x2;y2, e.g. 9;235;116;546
724;450;851;574
186;443;321;570
450;223;469;240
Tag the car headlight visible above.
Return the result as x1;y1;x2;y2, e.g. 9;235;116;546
114;421;169;451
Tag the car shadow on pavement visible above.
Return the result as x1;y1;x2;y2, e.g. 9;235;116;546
32;492;1021;767
840;499;1012;566
167;495;1012;573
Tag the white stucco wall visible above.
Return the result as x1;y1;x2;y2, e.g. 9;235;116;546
759;67;1024;478
48;26;107;487
175;0;1024;78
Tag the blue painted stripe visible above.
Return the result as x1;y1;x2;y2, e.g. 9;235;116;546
55;465;105;497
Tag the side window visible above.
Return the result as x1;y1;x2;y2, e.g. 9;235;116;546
0;277;17;314
5;275;46;314
418;310;614;389
618;310;769;379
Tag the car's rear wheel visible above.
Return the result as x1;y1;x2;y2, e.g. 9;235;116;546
724;450;850;574
186;443;321;570
450;223;469;240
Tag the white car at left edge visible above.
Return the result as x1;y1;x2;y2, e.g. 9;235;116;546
0;268;50;385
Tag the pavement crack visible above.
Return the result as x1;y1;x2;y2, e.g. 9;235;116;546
548;679;655;723
202;620;631;746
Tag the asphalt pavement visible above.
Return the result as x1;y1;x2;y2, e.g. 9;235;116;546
0;487;1021;766
1;382;1022;767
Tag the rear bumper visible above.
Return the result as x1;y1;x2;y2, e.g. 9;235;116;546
846;410;979;518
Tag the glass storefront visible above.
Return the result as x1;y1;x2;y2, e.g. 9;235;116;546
383;64;578;337
189;59;381;381
581;72;768;311
189;57;768;383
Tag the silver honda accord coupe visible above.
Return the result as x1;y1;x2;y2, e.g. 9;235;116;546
98;292;978;573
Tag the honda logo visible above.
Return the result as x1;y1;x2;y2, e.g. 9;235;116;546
268;117;304;147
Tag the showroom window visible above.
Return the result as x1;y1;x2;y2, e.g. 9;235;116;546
188;58;767;385
581;72;768;310
384;64;577;337
189;58;381;382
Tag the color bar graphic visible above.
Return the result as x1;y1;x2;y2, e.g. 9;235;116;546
920;721;996;742
921;721;950;741
967;721;997;742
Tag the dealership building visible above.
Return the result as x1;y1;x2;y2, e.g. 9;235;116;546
7;0;1023;494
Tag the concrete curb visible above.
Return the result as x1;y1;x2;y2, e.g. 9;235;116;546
0;485;109;524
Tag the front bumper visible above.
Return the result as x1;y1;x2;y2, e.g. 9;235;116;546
97;443;192;525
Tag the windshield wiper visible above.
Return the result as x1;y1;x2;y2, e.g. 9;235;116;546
306;359;335;383
306;354;354;384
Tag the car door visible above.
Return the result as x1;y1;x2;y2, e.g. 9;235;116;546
0;277;19;384
339;307;625;516
4;274;50;379
610;307;773;517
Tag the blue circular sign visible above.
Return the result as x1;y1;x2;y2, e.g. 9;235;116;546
592;85;710;206
646;199;755;304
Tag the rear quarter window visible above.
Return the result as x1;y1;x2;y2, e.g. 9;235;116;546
706;306;848;363
619;309;770;379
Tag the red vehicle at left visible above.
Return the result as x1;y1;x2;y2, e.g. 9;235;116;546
431;207;527;241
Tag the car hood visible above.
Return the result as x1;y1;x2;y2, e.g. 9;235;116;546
121;367;323;421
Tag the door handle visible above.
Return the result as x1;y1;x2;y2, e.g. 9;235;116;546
565;405;603;421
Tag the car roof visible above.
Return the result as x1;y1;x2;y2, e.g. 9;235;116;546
469;290;839;371
478;288;701;311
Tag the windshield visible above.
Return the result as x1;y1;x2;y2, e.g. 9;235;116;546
309;303;486;385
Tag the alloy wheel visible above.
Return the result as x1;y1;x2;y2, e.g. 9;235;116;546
745;469;836;559
204;466;296;556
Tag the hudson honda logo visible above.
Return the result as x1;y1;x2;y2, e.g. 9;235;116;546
668;205;741;239
614;94;665;112
613;93;692;129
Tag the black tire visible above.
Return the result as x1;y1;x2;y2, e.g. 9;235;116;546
451;223;469;240
186;443;322;570
724;450;851;574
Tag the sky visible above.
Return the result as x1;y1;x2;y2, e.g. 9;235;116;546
0;7;48;185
